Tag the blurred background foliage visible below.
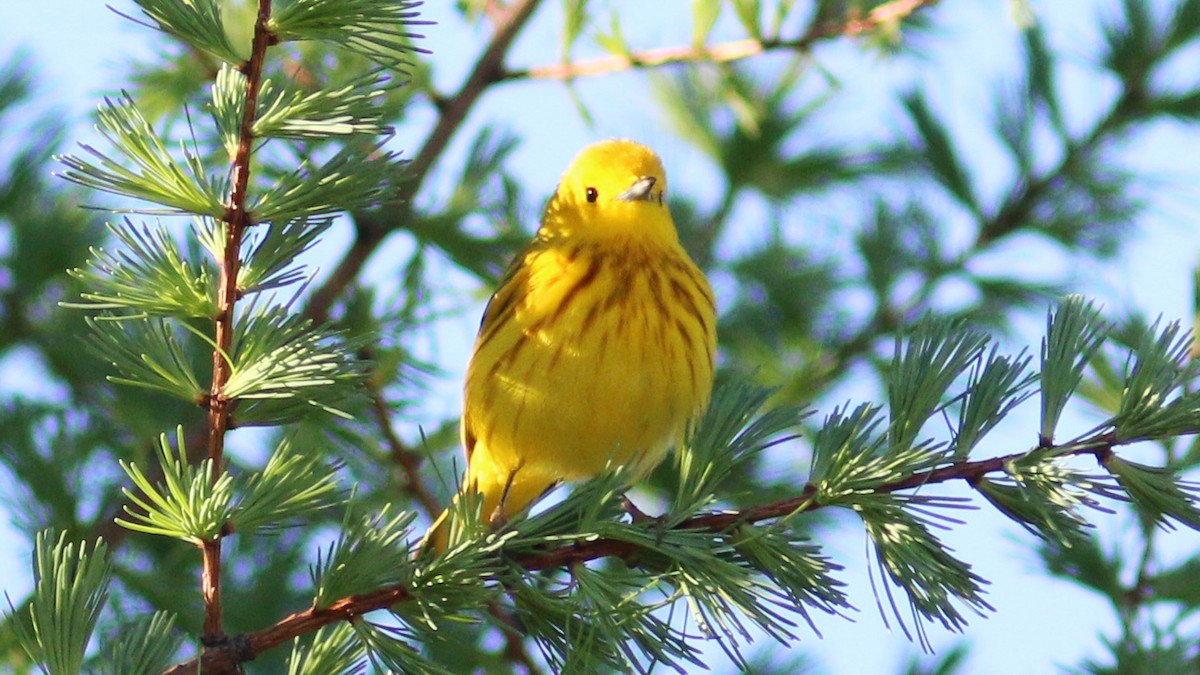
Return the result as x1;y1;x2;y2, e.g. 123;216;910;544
1;0;1200;672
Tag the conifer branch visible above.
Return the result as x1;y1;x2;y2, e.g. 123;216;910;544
520;432;1118;572
201;0;275;645
976;83;1139;249
159;426;1133;674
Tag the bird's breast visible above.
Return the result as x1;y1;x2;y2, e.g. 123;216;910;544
465;242;716;480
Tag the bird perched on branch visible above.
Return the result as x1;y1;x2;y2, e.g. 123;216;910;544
426;139;717;552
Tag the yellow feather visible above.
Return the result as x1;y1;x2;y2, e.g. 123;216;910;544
426;139;716;552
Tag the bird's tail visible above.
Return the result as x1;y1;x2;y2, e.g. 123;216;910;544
419;468;552;555
419;489;490;556
420;506;452;556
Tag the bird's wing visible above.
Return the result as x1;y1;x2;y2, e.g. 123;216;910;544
461;247;533;463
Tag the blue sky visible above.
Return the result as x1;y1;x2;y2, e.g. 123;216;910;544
4;1;1200;673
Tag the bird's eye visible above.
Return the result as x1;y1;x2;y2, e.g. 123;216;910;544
586;187;598;203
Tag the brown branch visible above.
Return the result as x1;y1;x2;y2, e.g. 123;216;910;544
502;0;937;81
365;366;441;520
201;0;275;646
521;433;1117;572
199;540;225;645
161;585;417;675
161;429;1119;673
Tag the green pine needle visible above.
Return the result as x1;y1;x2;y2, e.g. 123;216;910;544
233;436;341;533
254;72;395;140
104;611;180;675
860;497;992;650
211;66;394;157
56;94;224;217
116;427;233;542
671;377;809;519
1040;295;1111;444
401;532;505;635
508;564;700;674
809;402;888;499
1112;318;1200;442
901;91;978;212
271;0;433;68
503;468;632;554
85;316;207;404
224;303;365;424
810;398;949;501
249;141;402;223
888;317;989;454
952;344;1036;457
66;219;217;319
310;505;417;608
663;535;793;669
975;455;1099;545
354;620;449;675
1103;455;1200;531
236;217;334;294
209;64;248;160
286;623;365;675
192;216;334;296
130;0;242;64
8;531;111;675
729;525;851;633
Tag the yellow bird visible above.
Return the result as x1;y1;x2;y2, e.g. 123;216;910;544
428;139;717;551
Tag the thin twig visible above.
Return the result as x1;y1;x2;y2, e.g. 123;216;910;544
160;428;1122;674
162;585;417;675
502;0;936;81
365;369;441;520
201;0;274;647
522;436;1118;572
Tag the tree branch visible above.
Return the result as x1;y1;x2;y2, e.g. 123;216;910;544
502;0;935;81
975;59;1146;250
161;427;1118;674
201;0;274;646
364;364;441;520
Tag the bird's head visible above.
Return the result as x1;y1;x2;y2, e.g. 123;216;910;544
542;139;678;245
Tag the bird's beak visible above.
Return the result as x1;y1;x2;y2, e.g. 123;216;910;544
616;176;657;202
